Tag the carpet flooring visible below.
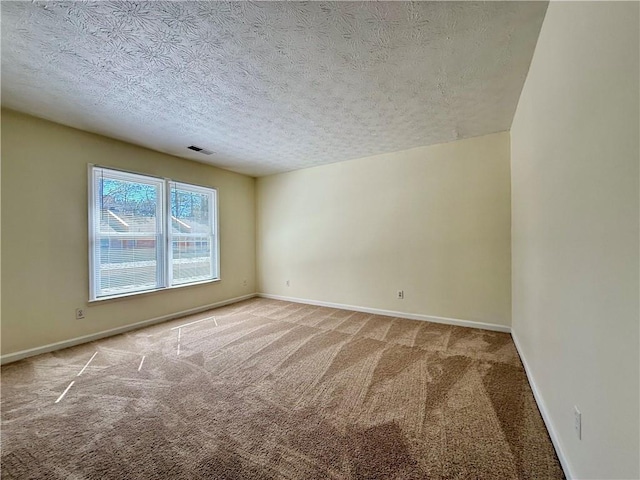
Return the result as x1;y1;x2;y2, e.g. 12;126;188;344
1;298;564;479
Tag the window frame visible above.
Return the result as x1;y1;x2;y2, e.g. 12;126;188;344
88;165;220;302
167;180;219;288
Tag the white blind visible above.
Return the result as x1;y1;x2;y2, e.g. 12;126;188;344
89;167;218;301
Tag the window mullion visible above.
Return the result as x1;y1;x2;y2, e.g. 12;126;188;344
165;179;173;288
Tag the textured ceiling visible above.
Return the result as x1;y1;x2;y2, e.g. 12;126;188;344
1;1;547;177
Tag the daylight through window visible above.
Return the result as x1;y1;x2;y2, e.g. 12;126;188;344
89;166;218;300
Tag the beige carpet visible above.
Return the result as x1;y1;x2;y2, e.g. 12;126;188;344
1;298;563;479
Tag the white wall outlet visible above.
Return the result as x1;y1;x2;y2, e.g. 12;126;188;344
397;290;404;299
286;280;290;287
574;406;582;440
75;308;85;320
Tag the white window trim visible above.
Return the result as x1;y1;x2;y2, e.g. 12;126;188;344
88;165;220;302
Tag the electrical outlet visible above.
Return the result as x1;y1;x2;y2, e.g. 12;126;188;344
574;406;582;440
397;290;404;299
286;280;290;287
75;308;85;320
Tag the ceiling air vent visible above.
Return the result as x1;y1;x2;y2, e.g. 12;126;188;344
187;145;213;155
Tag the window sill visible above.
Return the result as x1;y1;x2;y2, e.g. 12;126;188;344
88;278;221;304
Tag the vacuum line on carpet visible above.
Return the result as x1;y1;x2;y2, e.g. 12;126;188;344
177;328;181;356
170;316;215;330
138;356;146;371
76;352;98;376
55;381;75;403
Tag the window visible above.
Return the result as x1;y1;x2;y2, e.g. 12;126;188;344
89;166;218;301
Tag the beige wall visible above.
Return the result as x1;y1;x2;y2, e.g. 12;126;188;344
1;109;256;355
257;132;511;326
511;2;639;479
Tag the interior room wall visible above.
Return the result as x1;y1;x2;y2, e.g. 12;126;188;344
510;2;639;478
257;131;512;327
1;109;256;357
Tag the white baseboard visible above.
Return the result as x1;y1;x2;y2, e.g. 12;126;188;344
257;293;511;333
0;293;257;365
511;331;574;480
2;290;571;479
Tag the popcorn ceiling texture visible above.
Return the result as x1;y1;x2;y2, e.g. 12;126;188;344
1;2;547;177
